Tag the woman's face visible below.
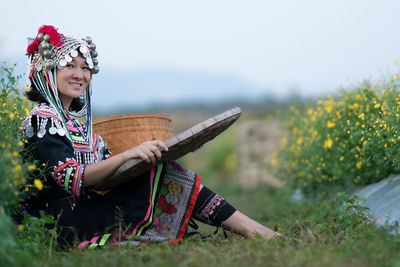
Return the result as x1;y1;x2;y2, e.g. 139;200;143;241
56;54;91;109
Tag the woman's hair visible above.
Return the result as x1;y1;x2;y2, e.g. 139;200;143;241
25;82;85;112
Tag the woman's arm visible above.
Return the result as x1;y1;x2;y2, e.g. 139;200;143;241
83;140;168;187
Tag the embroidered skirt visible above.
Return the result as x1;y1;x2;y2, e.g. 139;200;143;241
25;160;201;248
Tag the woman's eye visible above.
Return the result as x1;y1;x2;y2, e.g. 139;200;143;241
66;64;73;68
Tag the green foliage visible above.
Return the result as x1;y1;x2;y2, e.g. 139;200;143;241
0;61;56;263
276;70;400;195
0;61;41;211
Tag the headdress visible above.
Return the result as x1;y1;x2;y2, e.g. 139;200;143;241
26;25;99;148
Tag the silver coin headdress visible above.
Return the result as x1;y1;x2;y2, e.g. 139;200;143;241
26;25;98;148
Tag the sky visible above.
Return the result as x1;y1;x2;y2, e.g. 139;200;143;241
1;0;400;109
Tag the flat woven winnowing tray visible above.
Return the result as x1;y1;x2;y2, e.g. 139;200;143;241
95;107;241;190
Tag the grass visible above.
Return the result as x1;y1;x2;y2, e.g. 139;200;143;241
9;184;400;267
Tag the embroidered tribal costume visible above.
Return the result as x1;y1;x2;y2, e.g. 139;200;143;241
21;25;237;249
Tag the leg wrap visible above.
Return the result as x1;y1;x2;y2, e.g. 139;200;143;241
193;186;236;226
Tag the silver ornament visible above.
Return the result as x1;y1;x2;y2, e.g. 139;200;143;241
65;54;72;62
45;60;55;70
43;49;51;58
49;126;58;135
43;34;50;42
58;128;66;136
91;50;98;58
26;126;34;138
79;46;88;54
92;65;99;74
70;49;78;57
92;58;98;65
37;33;44;41
90;43;96;50
85;36;92;44
37;128;46;138
41;41;50;50
59;58;67;67
87;60;93;69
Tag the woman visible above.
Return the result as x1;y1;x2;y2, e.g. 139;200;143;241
22;25;279;248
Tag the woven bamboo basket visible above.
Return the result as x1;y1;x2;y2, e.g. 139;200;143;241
93;114;173;155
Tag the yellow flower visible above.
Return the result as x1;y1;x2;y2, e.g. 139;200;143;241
14;165;22;173
327;121;335;128
339;156;344;161
393;74;398;81
356;162;362;169
296;138;303;145
17;225;24;232
307;109;313;115
8;65;12;69
12;151;19;157
374;103;381;109
23;87;29;92
324;138;333;149
18;141;23;146
24;108;30;115
34;179;43;190
25;187;29;192
395;60;398;65
28;164;36;171
325;105;332;113
0;143;5;149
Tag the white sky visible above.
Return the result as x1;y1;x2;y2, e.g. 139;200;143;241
1;0;400;102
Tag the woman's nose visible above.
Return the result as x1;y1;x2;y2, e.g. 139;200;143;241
72;68;84;80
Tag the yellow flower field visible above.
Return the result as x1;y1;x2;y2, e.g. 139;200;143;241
276;70;400;195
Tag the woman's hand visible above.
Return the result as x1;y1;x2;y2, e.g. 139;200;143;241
123;140;168;164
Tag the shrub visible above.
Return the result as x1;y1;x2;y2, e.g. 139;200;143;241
0;61;57;261
276;68;400;196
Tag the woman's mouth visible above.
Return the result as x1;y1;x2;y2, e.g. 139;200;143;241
69;82;82;89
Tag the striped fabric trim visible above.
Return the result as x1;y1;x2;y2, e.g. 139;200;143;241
53;159;85;196
73;143;92;153
64;167;73;191
71;135;85;142
136;165;163;236
131;164;163;236
21;104;62;129
78;234;112;250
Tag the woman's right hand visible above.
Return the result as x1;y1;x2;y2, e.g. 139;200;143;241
123;140;168;164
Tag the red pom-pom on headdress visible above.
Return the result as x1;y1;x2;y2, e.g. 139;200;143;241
27;25;65;55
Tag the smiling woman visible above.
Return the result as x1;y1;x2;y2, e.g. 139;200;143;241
20;25;280;249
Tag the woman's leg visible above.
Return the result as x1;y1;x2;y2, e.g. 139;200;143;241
194;184;281;239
